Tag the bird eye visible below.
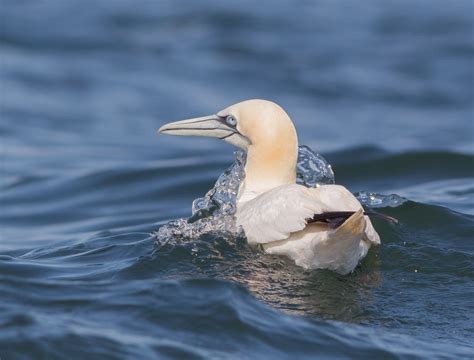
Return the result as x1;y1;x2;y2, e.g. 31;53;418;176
225;115;237;127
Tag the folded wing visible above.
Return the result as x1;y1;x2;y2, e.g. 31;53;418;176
236;184;380;246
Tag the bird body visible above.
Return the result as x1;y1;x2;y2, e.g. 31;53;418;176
236;183;379;274
159;99;381;274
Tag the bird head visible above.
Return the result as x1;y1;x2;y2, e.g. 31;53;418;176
159;99;299;196
159;99;297;150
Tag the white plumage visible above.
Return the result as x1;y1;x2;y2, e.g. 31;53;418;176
159;99;383;275
237;184;380;274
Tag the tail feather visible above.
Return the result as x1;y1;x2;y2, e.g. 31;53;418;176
334;209;366;237
310;209;366;274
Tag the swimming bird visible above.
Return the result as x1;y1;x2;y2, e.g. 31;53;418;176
159;99;382;274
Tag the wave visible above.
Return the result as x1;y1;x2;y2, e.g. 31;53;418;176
1;266;473;359
1;196;473;358
330;147;474;187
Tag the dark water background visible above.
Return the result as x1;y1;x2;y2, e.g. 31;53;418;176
1;0;473;358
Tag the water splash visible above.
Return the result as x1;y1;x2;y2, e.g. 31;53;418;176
354;192;407;208
190;150;246;221
296;145;335;187
155;151;246;244
154;146;403;244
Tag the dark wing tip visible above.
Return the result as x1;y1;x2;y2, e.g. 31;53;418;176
307;210;398;227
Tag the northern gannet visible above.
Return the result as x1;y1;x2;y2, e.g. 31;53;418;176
159;99;382;274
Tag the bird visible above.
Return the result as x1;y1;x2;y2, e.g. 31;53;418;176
159;99;385;275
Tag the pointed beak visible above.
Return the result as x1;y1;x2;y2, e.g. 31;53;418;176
158;115;235;139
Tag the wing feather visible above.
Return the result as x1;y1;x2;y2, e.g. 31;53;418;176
236;184;323;245
237;184;380;246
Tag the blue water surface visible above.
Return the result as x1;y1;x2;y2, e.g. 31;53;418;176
1;0;473;359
